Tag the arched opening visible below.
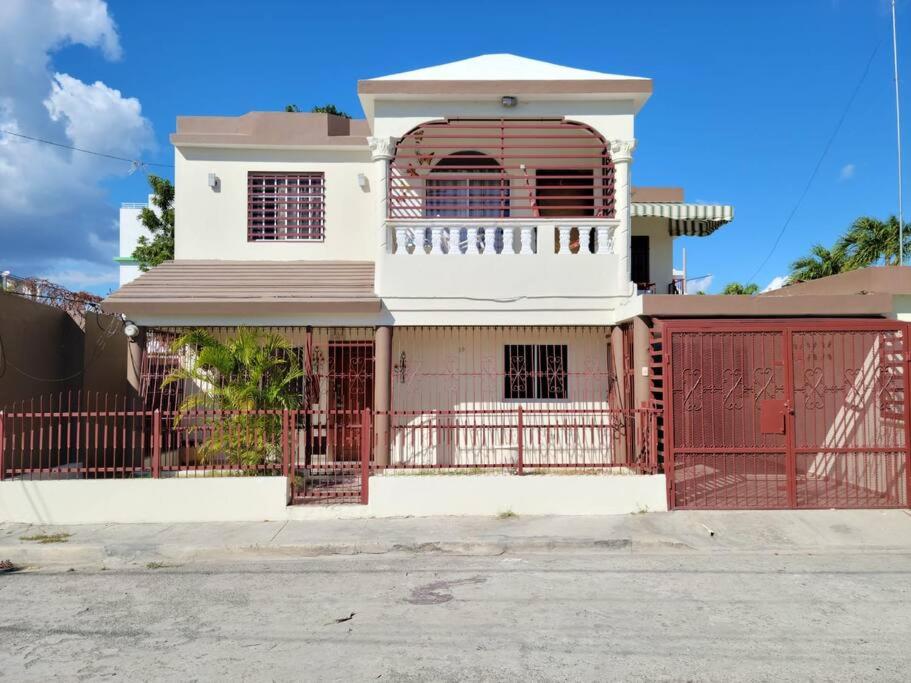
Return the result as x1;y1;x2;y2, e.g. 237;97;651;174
425;151;509;218
389;119;614;221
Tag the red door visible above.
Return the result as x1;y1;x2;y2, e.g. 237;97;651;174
327;342;374;461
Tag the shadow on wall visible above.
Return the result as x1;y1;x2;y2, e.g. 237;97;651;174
0;294;129;409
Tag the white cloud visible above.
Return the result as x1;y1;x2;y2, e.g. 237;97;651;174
763;275;788;292
687;274;714;294
839;163;856;181
0;0;152;294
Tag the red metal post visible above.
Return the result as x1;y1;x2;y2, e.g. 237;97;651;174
904;323;911;509
0;411;5;481
783;328;797;509
360;408;371;504
281;410;290;478
151;409;161;479
516;406;524;475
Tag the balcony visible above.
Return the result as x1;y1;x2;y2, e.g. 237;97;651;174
375;118;629;313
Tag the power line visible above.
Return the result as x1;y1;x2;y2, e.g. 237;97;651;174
0;128;173;169
747;40;882;284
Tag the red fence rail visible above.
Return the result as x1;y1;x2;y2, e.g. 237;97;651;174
0;393;658;503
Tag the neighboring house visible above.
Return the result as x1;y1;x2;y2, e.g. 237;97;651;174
116;197;153;286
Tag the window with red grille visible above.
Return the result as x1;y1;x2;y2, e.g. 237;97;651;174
248;172;325;241
504;344;568;400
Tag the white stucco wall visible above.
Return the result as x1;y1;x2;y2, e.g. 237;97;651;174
893;295;911;321
118;202;151;286
632;217;674;292
174;146;374;261
0;477;289;525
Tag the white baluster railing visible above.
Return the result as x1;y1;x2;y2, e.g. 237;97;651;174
388;221;618;256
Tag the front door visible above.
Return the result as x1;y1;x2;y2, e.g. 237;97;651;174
327;342;374;461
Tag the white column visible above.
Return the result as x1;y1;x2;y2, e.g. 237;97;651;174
610;139;636;293
394;227;408;255
519;226;534;255
501;226;516;255
466;227;479;255
558;226;572;255
482;227;497;255
595;225;613;255
430;227;444;254
367;137;397;291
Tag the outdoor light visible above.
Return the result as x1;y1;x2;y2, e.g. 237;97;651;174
207;172;219;190
123;321;140;340
501;95;518;108
394;351;408;383
357;172;368;189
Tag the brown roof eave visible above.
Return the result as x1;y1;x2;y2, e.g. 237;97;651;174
103;299;382;317
639;293;894;318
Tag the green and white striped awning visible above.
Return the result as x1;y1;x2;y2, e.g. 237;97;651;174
632;202;734;236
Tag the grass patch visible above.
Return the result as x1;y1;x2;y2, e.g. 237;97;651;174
145;561;172;570
19;533;72;544
497;509;518;520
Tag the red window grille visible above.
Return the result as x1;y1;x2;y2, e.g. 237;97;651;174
504;344;568;400
389;119;615;220
248;172;325;241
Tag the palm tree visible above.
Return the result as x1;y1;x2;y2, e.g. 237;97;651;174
789;243;847;283
839;216;911;268
721;282;760;295
162;328;303;467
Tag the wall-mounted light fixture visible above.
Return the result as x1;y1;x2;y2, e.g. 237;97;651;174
207;172;220;190
123;320;140;341
357;172;369;189
394;351;407;383
501;95;518;108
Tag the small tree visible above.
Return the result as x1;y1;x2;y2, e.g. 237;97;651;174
162;329;303;468
285;103;352;118
721;282;760;295
131;175;175;271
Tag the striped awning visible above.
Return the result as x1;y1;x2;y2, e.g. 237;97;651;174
632;202;734;236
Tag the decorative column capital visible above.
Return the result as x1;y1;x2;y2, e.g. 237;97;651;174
609;139;636;163
367;136;397;160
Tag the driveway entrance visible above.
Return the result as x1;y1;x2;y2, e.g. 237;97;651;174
662;319;909;509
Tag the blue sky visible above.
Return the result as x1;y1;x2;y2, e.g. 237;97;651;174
2;0;909;294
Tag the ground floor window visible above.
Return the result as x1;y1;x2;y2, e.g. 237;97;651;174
504;344;568;400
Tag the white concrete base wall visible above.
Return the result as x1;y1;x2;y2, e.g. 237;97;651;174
367;474;667;517
0;475;667;524
0;478;289;525
288;474;668;520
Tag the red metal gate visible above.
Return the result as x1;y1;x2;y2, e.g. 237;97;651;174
663;319;910;509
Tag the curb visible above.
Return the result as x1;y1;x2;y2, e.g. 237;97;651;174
2;537;638;568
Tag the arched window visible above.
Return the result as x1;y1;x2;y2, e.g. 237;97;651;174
425;151;509;218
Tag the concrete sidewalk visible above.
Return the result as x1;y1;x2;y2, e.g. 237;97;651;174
2;509;911;569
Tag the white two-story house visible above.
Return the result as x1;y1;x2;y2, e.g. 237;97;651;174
105;54;733;484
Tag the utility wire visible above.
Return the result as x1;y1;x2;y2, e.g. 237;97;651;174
0;129;173;169
747;40;882;284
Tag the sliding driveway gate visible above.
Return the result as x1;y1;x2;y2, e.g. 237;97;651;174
663;319;910;509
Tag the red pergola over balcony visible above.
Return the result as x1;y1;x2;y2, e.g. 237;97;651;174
388;118;616;220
